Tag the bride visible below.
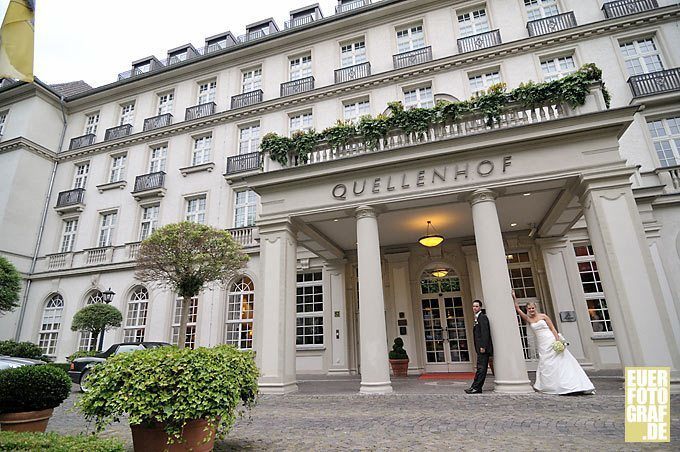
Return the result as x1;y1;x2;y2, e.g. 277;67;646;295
512;291;595;395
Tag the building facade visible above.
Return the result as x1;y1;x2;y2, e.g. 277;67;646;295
0;0;679;394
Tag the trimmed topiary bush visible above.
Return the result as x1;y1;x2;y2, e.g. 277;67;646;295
388;337;409;360
0;340;45;361
0;431;124;451
0;365;72;413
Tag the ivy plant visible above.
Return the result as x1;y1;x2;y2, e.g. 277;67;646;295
323;120;357;150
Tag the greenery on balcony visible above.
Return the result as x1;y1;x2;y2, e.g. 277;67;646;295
261;64;610;166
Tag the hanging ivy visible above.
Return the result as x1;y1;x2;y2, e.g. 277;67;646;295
357;114;390;151
323;120;357;150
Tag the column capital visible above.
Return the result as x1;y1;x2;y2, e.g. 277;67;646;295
356;205;377;220
468;188;498;206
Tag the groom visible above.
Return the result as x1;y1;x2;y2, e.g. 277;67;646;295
466;299;493;394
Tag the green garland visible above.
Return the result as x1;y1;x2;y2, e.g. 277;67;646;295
260;64;610;166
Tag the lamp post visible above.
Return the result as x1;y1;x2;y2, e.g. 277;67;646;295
97;288;116;351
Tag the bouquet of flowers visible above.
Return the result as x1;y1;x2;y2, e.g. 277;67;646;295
552;334;569;353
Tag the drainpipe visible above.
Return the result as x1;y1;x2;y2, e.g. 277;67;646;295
14;95;67;340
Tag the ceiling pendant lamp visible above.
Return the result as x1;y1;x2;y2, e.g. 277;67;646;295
431;269;449;278
418;220;444;248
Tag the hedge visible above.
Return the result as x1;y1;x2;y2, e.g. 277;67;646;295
0;431;124;452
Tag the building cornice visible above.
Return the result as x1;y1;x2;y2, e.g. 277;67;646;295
0;137;58;161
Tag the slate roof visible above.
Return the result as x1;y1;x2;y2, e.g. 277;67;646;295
49;80;93;97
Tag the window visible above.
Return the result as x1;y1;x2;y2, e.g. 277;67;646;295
540;55;576;81
468;70;501;95
396;24;425;53
619;38;664;77
84;112;99;135
139;205;159;241
234;189;258;228
573;244;612;334
157;92;174;115
296;271;324;346
186;196;207;224
124;287;148;342
73;162;89;189
289;54;312;81
341;40;366;67
290;112;313;134
225;277;254;349
149;145;167;173
60;218;78;253
192;135;212;166
457;8;490;38
647;117;680;167
0;110;7;136
242;68;262;93
78;291;104;351
119;102;135;126
39;294;64;355
403;86;434;109
238;123;260;155
343;100;370;123
524;0;559;21
109;154;126;182
98;211;117;247
507;252;540;360
197;80;217;104
171;297;199;349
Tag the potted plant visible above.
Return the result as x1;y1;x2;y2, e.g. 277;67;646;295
78;345;259;452
0;365;72;432
388;337;409;377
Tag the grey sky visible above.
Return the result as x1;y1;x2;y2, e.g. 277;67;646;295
1;0;340;88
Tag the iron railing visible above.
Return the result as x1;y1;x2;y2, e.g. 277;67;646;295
457;30;502;53
56;188;85;207
393;46;432;70
285;15;315;29
133;171;165;193
143;113;173;131
238;29;271;43
280;76;315;97
602;0;658;18
628;68;680;98
334;62;371;84
336;0;371;14
166;48;199;66
185;102;216;121
226;152;261;175
117;60;165;81
104;124;133;141
69;134;95;150
527;12;577;37
231;90;264;109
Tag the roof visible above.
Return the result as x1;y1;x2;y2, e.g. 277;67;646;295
49;80;93;97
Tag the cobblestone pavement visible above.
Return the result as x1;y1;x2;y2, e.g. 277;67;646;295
49;375;679;451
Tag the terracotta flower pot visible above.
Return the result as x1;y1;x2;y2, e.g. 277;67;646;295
131;418;217;452
389;358;409;377
0;408;54;432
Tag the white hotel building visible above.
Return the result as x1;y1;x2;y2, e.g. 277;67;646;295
0;0;679;394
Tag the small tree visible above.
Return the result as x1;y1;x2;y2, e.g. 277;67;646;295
0;256;22;314
71;304;123;351
135;222;248;349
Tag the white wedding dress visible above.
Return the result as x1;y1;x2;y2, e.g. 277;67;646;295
530;319;595;395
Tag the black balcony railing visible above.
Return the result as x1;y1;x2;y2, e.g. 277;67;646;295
284;15;315;29
117;60;165;81
104;124;133;141
238;29;270;43
527;12;577;37
457;30;502;53
393;46;433;70
69;134;95;150
629;68;680;98
280;76;315;97
185;102;216;121
602;0;658;18
336;0;371;14
226;152;261;175
143;113;173;132
133;171;165;193
335;62;371;84
56;188;85;207
231;90;264;109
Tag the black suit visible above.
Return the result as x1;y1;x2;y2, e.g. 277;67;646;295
471;311;493;391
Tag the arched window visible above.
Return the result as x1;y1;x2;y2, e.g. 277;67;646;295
78;290;104;351
39;294;64;355
225;277;254;350
124;287;148;343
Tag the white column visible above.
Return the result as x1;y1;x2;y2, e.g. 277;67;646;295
325;260;350;374
256;220;298;394
384;252;417;374
356;205;393;394
469;189;533;394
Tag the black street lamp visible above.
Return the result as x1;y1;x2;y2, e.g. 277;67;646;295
98;288;116;351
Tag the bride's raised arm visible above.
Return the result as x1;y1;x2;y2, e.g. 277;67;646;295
512;290;530;323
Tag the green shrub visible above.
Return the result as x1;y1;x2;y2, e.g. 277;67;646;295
48;362;71;373
0;431;124;452
0;365;71;413
78;345;259;443
388;337;409;360
0;340;45;361
67;350;100;362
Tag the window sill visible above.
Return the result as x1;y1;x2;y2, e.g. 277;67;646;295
591;333;615;341
180;162;215;176
97;180;127;193
296;345;326;352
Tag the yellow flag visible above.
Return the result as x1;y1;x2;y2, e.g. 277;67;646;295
0;0;35;82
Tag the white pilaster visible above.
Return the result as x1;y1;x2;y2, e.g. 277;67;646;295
325;260;350;374
356;205;393;394
384;252;417;374
469;189;533;394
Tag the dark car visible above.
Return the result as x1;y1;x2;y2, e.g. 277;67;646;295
0;355;46;370
68;342;171;391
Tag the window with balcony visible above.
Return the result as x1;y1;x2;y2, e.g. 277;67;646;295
396;24;425;53
119;101;135;126
60;218;78;253
619;37;664;77
457;8;490;38
238;123;260;155
234;189;258;228
171;297;199;349
647;117;680;167
192;135;212;166
242;68;262;93
343;99;370;122
149;144;167;173
289;54;312;81
139;204;159;241
524;0;559;21
225;277;255;350
403;86;434;109
341;39;367;67
38;294;64;355
296;271;324;346
109;154;126;183
197;80;217;104
573;244;612;334
84;112;99;135
0;110;7;136
540;55;576;81
73;162;89;189
98;211;117;247
186;195;207;224
157;92;174;115
124;286;148;342
290;112;313;134
468;70;502;95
